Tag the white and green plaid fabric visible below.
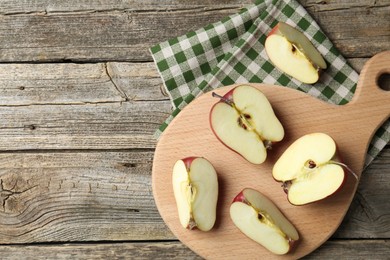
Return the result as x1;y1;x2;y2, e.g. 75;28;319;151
150;0;389;166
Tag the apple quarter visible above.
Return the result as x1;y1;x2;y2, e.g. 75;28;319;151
265;22;327;84
172;157;218;231
230;188;299;255
210;85;284;164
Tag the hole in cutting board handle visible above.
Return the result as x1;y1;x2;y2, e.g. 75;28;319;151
351;51;390;106
377;73;390;91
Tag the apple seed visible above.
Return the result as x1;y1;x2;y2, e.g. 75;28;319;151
237;117;248;130
305;160;317;169
291;44;297;53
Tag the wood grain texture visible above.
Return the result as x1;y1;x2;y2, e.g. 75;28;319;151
0;0;252;14
0;151;174;243
0;63;124;106
0;62;167;106
0;101;171;150
0;0;387;62
0;242;201;260
0;240;388;259
0;7;245;62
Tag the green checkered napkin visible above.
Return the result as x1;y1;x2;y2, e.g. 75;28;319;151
150;0;389;166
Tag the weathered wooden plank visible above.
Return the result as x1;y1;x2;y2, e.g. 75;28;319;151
0;148;387;243
0;242;201;259
0;62;167;106
0;0;252;14
107;62;169;102
0;240;387;259
2;0;387;14
0;8;245;62
0;63;169;150
0;101;171;150
0;151;175;243
0;62;172;150
304;240;390;259
0;1;387;62
0;63;125;106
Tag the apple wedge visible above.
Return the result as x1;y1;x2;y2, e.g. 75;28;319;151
172;157;218;231
230;188;299;255
265;22;327;84
273;133;353;205
210;85;284;164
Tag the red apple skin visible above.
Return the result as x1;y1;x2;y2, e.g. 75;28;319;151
181;156;198;171
232;189;247;204
209;87;249;162
267;23;280;37
221;88;235;101
231;189;298;254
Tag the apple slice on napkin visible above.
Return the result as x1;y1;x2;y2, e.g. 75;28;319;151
265;22;327;84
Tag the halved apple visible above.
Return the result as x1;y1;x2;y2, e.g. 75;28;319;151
273;133;349;205
172;157;218;231
230;188;299;255
265;22;327;84
210;85;284;164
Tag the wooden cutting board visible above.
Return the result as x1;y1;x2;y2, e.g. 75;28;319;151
152;51;390;259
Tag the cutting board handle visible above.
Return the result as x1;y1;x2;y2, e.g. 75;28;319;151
350;51;390;110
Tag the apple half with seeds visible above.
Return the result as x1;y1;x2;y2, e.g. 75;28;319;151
210;85;284;164
265;22;327;84
273;133;356;206
230;188;299;255
172;157;218;231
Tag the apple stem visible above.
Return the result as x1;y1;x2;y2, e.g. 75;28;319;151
212;92;234;106
330;161;359;180
188;219;197;230
281;181;291;193
264;140;272;150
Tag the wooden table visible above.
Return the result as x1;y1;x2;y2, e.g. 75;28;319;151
0;1;388;259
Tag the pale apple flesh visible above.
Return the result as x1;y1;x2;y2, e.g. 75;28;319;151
172;157;218;231
265;22;327;84
210;85;284;164
230;188;299;255
276;22;327;70
273;133;345;205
